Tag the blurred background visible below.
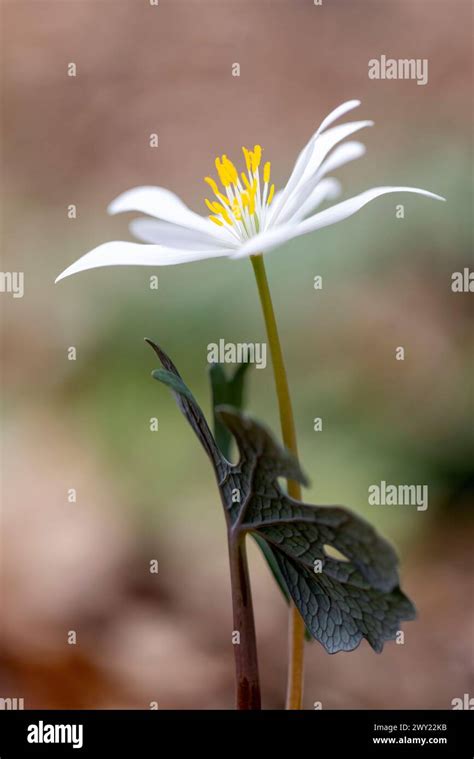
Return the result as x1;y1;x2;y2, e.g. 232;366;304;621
1;0;472;709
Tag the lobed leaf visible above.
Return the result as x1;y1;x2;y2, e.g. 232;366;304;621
148;341;416;654
209;362;250;461
208;361;294;611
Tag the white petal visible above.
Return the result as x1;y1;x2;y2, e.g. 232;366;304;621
232;186;445;259
287;101;362;188
268;122;372;226
287;178;342;223
55;241;233;282
317;99;362;134
295;186;446;235
277;142;365;225
108;186;217;236
129;218;236;249
315;140;366;178
267;100;362;224
230;223;303;260
275;141;365;226
300;123;371;184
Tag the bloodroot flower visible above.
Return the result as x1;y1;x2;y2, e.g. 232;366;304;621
54;98;442;711
55;99;444;282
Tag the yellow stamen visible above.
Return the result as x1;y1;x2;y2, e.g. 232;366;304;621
208;198;231;223
232;198;243;220
251;145;262;172
215;157;230;187
222;156;238;185
206;144;274;226
248;181;257;215
215;204;232;225
204;178;228;206
204;176;219;195
241;172;251;190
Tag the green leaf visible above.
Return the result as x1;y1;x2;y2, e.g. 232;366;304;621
208;361;300;621
209;362;250;461
148;341;416;654
252;533;290;603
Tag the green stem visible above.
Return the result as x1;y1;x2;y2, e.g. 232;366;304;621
250;253;305;710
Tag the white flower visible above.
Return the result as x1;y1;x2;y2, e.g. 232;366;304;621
55;100;444;282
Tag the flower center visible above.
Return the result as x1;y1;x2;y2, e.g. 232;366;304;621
204;145;275;240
